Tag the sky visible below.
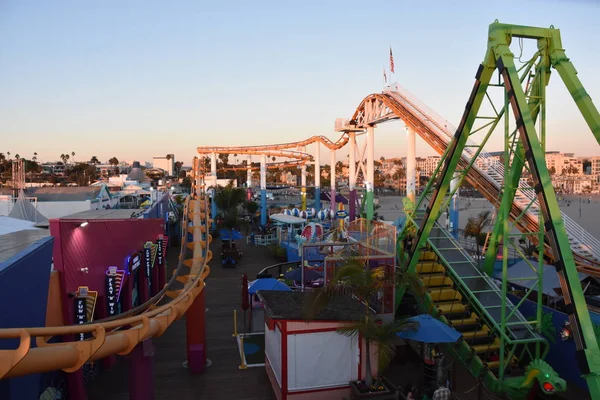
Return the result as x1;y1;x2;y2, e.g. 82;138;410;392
1;0;600;165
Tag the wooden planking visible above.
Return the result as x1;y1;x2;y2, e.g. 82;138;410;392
88;239;276;400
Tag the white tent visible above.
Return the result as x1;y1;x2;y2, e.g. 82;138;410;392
8;190;49;225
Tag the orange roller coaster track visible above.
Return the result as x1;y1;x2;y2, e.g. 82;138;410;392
196;133;352;161
0;171;212;379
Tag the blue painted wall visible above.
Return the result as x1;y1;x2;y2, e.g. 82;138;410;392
143;192;169;220
0;235;54;400
507;293;600;390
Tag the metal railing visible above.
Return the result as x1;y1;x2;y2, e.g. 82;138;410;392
388;84;600;263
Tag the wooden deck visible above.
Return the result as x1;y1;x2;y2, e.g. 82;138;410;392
88;239;276;400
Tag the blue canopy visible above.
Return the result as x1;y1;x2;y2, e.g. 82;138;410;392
396;314;462;343
220;228;244;241
494;259;587;296
248;278;291;294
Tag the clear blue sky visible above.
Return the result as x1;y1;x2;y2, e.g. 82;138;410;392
1;0;599;165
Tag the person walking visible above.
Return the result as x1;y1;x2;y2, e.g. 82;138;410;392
432;385;451;400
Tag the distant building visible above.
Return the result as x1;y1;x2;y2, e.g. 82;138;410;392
153;155;175;176
0;184;117;219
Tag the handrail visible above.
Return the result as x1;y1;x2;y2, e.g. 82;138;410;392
0;171;212;379
390;84;600;263
256;261;300;279
353;86;600;271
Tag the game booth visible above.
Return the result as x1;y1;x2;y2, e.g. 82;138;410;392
49;215;169;399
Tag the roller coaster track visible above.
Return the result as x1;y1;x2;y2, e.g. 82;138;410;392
349;84;600;276
196;133;350;166
0;172;212;380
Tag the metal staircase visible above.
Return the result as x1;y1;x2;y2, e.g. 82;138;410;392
406;214;547;392
384;85;600;268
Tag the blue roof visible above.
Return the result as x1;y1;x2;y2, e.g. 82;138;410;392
494;259;586;296
248;278;291;294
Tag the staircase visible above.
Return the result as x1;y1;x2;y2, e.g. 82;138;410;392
402;216;547;393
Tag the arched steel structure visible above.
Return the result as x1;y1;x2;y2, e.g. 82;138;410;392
346;86;600;275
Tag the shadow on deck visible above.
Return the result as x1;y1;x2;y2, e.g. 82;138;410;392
88;240;276;400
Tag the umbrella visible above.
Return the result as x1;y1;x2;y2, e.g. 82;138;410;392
220;229;244;241
285;268;322;282
248;278;291;294
396;314;462;343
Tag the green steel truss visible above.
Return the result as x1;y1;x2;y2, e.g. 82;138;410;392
401;21;600;396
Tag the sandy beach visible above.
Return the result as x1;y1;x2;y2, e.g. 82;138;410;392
377;194;600;239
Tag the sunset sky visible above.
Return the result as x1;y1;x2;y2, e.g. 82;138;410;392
1;0;599;165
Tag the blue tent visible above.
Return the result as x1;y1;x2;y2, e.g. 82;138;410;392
494;259;586;296
220;228;244;241
397;314;462;343
248;278;291;294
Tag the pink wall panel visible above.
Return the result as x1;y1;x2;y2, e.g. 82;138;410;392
50;218;164;324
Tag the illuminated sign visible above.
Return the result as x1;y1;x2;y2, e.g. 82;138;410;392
130;253;141;272
74;297;87;341
144;247;152;278
335;210;348;219
105;267;124;317
157;236;164;266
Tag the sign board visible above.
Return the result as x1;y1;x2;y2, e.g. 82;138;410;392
105;269;119;317
335;210;348;219
130;253;141;272
144;247;152;278
74;297;87;341
157;237;164;266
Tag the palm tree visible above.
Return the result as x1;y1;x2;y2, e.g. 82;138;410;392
463;210;492;258
14;154;20;160
213;180;246;238
90;156;99;164
60;153;66;164
32;152;37;162
310;257;420;388
7;152;11;160
71;151;75;164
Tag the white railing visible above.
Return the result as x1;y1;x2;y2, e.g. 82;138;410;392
388;84;600;262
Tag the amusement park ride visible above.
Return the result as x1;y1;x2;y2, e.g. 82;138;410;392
1;20;600;400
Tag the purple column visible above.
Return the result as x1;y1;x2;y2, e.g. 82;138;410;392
128;339;155;400
330;187;336;216
349;189;357;221
66;369;86;400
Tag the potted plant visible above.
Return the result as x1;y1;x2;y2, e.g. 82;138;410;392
309;256;421;399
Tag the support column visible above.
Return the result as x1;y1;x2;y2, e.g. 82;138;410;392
330;149;336;214
128;339;155;400
246;155;252;201
210;152;217;188
260;154;267;227
314;143;321;212
406;125;417;203
301;147;307;211
348;132;357;220
210;152;218;229
186;198;207;373
210;189;217;230
194;156;202;198
366;126;375;220
449;172;460;238
186;287;207;373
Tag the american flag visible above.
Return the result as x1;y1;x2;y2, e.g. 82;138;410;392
383;67;387;83
389;47;395;73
